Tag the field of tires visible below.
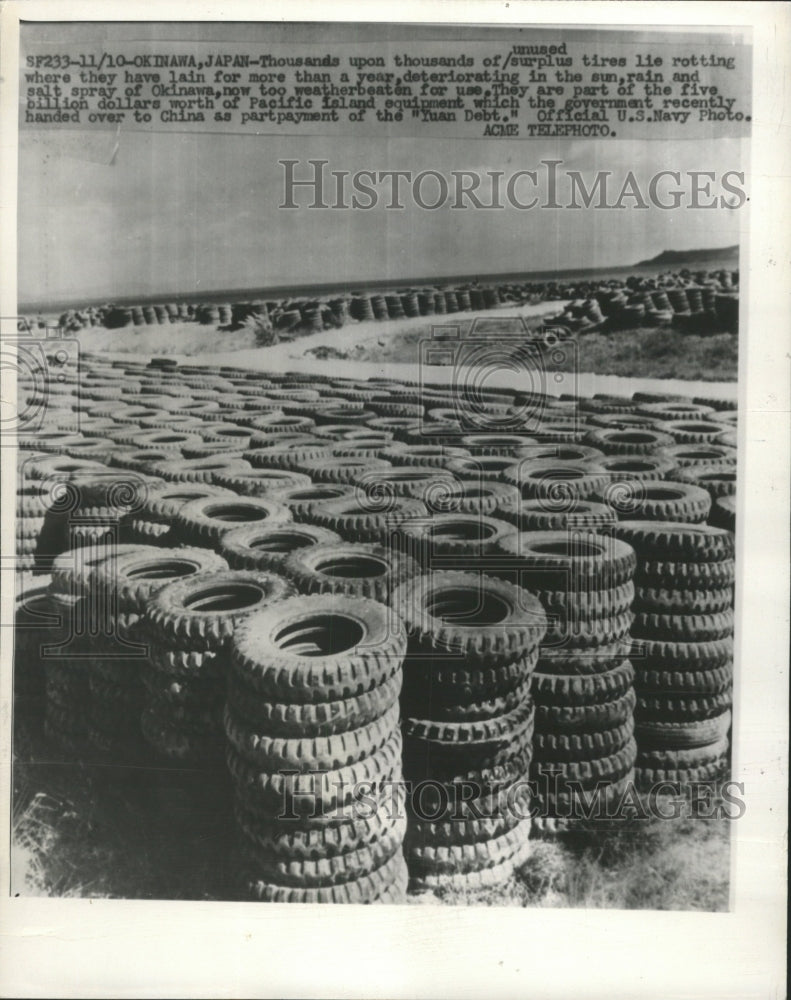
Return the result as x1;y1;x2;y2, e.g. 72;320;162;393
13;352;738;905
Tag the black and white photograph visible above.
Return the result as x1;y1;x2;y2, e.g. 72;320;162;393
1;3;788;997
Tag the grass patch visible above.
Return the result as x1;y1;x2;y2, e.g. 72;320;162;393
353;324;738;382
575;328;738;381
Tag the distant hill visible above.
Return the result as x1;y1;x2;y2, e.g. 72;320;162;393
635;245;738;268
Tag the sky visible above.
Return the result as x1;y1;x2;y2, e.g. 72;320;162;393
17;129;745;308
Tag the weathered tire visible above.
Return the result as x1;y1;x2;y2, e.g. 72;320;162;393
296;456;391;485
710;496;736;532
501;459;609;501
230;594;406;703
495;529;637;590
533;581;635;620
633;663;733;695
634;586;733;614
635;710;731;748
240;813;406;888
149;456;250;485
541;610;634;651
407;817;531;876
212;468;312;497
636;559;735;589
531;660;634;706
402;699;534;748
535;686;636;732
594;454;676;480
145;569;297;651
595;480;711;523
631;610;733;642
174;495;292;546
654;419;728;444
635;755;728;789
408;782;531;847
228;729;403;816
402;648;538;703
636;736;729;768
95;547;229;613
636;402;715;421
533;719;634;761
611;521;734;562
582;427;675;455
233;783;405;857
141;482;234;523
496;498;616;532
635;689;733;722
307;494;428;544
227;670;401;737
396;513;516;560
266;484;357;522
632;636;733;671
391;571;546;667
218;523;343;572
655;443;736;469
408;834;531;893
673;464;737;499
223;701;401;772
535;640;631;676
531;738;638;789
240;848;407;904
281;542;418;603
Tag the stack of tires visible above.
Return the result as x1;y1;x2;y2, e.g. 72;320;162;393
42;545;145;757
391;571;544;894
226;594;409;903
494;530;639;830
610;522;734;790
140;569;296;768
87;546;228;764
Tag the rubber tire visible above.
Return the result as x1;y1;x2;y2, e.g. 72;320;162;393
533;719;634;761
611;521;734;562
535;686;636;732
634;586;733;614
495;529;637;590
174;495;292;546
145;569;297;651
635;710;731;748
281;542;418;603
96;547;229;614
390;570;547;668
223;701;400;772
227;669;402;737
636;559;735;589
230;594;406;703
532;660;635;706
218;523;343;573
631;610;733;642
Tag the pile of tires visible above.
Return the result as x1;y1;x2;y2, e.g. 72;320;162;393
391;571;545;893
609;522;734;790
495;530;638;829
226;594;409;903
41;544;142;757
88;546;228;763
12;348;742;903
140;569;296;768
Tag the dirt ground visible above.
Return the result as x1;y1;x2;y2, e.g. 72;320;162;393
73;300;738;401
